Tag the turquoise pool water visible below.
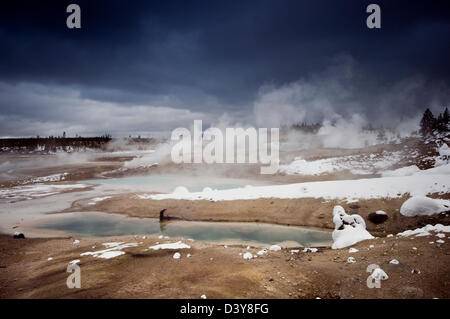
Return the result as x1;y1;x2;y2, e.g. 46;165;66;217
35;212;332;247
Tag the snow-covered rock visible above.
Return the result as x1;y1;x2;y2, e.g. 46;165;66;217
243;252;253;260
348;248;359;253
173;252;181;259
389;259;399;265
331;206;374;249
347;257;356;263
400;196;450;217
269;245;281;251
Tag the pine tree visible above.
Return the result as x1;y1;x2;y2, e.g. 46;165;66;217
443;107;450;131
437;113;444;132
419;108;436;136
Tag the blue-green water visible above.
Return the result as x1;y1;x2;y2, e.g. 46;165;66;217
85;174;273;193
35;212;332;247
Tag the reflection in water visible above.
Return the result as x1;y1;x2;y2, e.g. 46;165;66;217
35;212;332;247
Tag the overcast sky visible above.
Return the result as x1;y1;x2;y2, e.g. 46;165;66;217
0;0;449;137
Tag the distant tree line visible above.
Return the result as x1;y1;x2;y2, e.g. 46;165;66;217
420;107;449;136
291;122;322;133
0;134;113;152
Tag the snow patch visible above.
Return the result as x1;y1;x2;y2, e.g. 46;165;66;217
381;165;420;177
80;242;138;259
149;241;191;250
139;174;450;203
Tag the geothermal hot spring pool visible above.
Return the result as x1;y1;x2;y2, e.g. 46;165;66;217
33;212;332;248
84;173;276;193
8;174;332;247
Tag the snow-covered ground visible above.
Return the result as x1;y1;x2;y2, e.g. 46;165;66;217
279;150;411;176
0;183;89;203
140;164;450;202
397;224;450;237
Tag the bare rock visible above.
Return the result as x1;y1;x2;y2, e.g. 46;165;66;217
368;212;388;224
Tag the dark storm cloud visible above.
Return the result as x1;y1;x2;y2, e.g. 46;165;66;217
0;0;449;136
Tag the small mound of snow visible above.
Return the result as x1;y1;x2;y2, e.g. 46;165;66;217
389;259;399;265
243;252;253;260
257;249;268;255
375;210;387;215
331;205;374;249
400;196;450;217
201;294;207;299
347;257;356;263
73;240;80;245
348;248;359;253
173;252;181;259
269;245;281;251
436;239;445;244
173;186;189;194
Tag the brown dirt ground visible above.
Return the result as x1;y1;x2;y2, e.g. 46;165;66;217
0;232;449;299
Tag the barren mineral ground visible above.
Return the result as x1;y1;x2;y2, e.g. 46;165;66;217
0;134;449;299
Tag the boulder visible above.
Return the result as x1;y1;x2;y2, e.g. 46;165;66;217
13;232;25;239
368;211;388;224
